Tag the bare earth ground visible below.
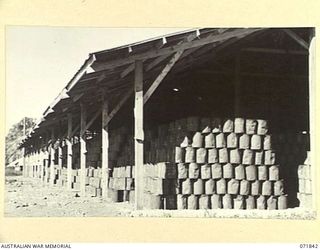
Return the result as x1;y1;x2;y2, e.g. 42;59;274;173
4;175;317;219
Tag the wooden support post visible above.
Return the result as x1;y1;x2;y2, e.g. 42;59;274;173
101;94;109;199
66;113;73;190
309;34;316;210
80;103;87;196
22;147;26;177
134;60;144;210
234;53;241;116
50;128;56;186
58;139;63;170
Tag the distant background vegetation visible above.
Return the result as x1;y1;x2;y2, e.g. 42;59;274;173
5;117;37;165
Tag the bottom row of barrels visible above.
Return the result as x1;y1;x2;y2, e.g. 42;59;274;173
143;193;288;210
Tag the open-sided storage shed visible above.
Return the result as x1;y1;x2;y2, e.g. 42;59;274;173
20;28;315;211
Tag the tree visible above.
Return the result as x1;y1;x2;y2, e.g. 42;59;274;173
5;117;37;165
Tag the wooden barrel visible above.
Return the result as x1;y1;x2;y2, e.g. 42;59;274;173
240;179;250;195
255;151;264;165
257;119;268;135
235;164;245;180
129;190;135;204
189;163;200;179
278;195;288;209
211;118;222;133
265;150;276;165
257;195;266;210
274;180;284;196
185;147;195;163
201;164;211;179
181;179;192;194
234;118;245;134
205;133;215;148
211;194;222;209
199;195;210;209
109;189;119;202
227;133;238;148
230;149;241;164
222;194;233;209
193;179;204;195
148;194;163;209
269;165;279;181
227;179;239;195
205;179;215;195
251;134;261;150
233;195;245;209
239;134;250;149
196;148;207;163
208;149;218;163
187;195;199;209
262;180;272;195
175;147;185;163
263;135;272;150
123;190;130;202
222;119;234;133
211;163;222;179
245;165;257;181
200;117;211;131
219;148;229;163
180;136;191;148
258;165;268;180
216;178;227;194
242;149;254;165
177;194;187;210
216;133;226;148
246;119;257;134
245;195;255;209
223;163;234;179
251;180;261;196
267;196;277;210
299;179;305;193
192;132;204;148
177;163;188;179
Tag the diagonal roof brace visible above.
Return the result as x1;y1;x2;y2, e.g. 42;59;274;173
282;29;309;50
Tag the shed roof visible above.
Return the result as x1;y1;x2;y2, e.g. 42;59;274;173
20;28;269;147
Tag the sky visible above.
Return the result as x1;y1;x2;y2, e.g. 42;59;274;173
5;27;189;133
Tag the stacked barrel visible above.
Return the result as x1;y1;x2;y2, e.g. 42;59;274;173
297;151;312;208
108;165;135;202
174;118;288;210
143;162;177;209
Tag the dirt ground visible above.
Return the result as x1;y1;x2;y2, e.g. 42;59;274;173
4;175;133;217
4;175;316;219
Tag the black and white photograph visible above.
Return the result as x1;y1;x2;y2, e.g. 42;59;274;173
5;27;316;219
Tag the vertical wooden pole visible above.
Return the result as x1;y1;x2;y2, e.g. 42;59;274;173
22;117;26;177
134;60;144;210
309;33;316;210
22;147;26;177
80;103;87;196
58;139;63;170
50;128;56;186
101;94;109;199
234;53;241;117
67;113;73;190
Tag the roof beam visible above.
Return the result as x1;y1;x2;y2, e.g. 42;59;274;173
282;29;309;50
103;88;133;129
241;47;308;55
119;31;199;79
144;50;184;105
66;54;96;91
92;28;263;72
